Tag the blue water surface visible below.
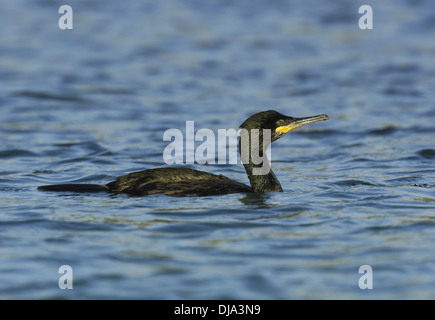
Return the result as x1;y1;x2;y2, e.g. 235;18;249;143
1;0;435;299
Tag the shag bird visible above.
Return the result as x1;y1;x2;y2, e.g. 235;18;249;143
38;110;328;197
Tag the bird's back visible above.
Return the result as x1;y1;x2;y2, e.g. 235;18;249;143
106;167;251;197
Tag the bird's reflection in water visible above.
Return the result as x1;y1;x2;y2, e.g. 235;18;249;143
239;192;271;208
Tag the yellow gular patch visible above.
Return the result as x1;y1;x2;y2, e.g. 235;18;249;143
275;123;302;134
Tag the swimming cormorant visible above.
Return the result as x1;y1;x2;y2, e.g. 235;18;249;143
38;110;328;197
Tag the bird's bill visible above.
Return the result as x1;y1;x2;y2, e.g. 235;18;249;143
275;114;329;134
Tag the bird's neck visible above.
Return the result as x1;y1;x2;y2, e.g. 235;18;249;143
239;134;283;193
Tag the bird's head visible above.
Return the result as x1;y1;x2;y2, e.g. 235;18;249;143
240;110;329;143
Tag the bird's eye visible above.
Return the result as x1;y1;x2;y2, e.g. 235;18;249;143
276;120;284;127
